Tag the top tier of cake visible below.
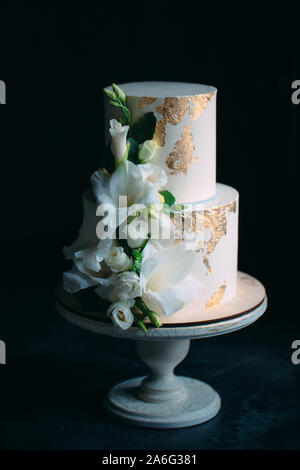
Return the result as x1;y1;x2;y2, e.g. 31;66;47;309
104;82;217;203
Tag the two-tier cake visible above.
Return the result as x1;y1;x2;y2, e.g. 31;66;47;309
63;82;238;332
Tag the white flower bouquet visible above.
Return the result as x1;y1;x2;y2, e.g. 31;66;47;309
63;84;198;332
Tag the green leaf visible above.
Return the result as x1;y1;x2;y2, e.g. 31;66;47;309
134;314;148;333
135;297;148;316
130;112;157;144
159;190;176;207
131;248;143;273
127;138;139;163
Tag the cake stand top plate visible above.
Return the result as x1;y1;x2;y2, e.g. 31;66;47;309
55;272;267;341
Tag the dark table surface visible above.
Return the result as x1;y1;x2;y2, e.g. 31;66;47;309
0;285;299;450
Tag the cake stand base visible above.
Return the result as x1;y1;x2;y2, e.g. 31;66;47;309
104;338;220;428
105;376;221;429
105;339;221;428
55;272;267;429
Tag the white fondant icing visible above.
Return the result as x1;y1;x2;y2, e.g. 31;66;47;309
104;82;217;203
109;82;217;97
160;184;239;321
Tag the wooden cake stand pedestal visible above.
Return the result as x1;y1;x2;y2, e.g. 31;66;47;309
55;272;267;429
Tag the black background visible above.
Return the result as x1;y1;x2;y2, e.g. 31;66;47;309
0;4;299;450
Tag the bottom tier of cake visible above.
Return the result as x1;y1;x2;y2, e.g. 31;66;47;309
66;182;238;324
164;183;238;322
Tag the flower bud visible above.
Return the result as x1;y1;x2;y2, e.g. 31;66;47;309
106;301;134;330
103;87;117;101
112;83;126;103
138;139;158;163
109;119;129;165
148;310;162;328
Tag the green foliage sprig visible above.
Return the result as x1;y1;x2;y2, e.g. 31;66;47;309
103;83;130;126
117;231;159;332
131;249;143;273
135;297;162;330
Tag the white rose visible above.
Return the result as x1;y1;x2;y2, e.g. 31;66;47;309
126;217;149;249
112;271;142;301
138;139;158;163
106;301;134;330
105;245;132;272
109;119;129;165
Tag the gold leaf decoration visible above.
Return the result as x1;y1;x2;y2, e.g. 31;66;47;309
189;94;213;122
148;93;215;150
153;97;191;149
228;200;237;213
203;283;227;310
153;116;168;147
138;97;157;108
166;125;194;175
155;97;190;125
172;200;237;275
196;202;236;275
203;258;212;275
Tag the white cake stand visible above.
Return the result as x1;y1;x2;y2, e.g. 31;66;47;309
55;272;267;429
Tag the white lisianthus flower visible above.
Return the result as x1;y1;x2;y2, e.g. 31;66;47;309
109;119;129;165
138;139;158;163
126;217;149;249
91;160;160;230
63;238;117;293
105;245;132;272
95;271;142;303
139;243;199;317
113;271;142;300
139;163;167;190
106;301;134;330
63;263;112;294
63;191;112;293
